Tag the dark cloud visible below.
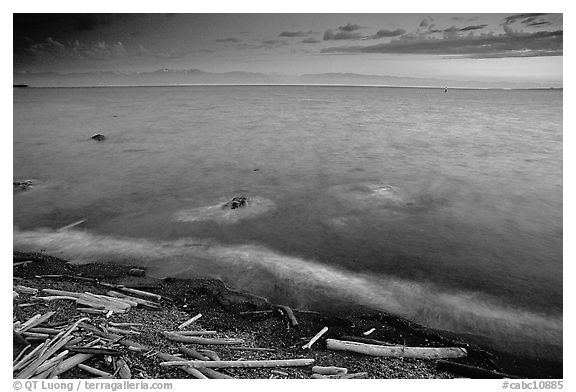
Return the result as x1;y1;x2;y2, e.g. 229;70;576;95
504;13;548;25
216;38;241;43
323;30;363;40
302;38;321;44
14;14;117;52
321;29;563;58
338;23;362;32
419;19;430;27
459;24;488;31
528;21;552;27
371;28;406;39
279;31;313;37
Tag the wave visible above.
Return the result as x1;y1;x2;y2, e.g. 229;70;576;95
173;196;275;224
13;227;562;360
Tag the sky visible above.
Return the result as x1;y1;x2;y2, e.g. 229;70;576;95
13;13;563;85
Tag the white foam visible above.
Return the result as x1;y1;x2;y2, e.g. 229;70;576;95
173;196;275;224
13;227;562;359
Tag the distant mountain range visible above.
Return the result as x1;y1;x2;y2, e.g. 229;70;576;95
13;69;562;89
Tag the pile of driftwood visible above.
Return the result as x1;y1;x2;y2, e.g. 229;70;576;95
13;283;165;379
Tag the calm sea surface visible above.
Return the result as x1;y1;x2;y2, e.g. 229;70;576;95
13;86;562;360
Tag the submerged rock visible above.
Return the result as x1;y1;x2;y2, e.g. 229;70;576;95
91;134;106;141
222;196;248;210
13;180;34;193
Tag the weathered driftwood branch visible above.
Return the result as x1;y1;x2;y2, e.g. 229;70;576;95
78;322;147;351
16;311;56;334
78;364;113;378
28;327;65;336
51;353;94;377
178;313;202;329
163;330;216;336
275;305;298;327
363;328;376;336
199;349;220;361
15;285;39;295
229;347;276;352
163;332;244;345
110;322;145;327
178;345;210;361
312;366;347;375
239;310;274;316
65;346;122;356
302;326;328;349
108;327;141;336
42;289;81;298
160;358;315;368
436;360;517;379
107;291;160;309
116;358;132;379
326;339;467;359
118;286;162;301
340;335;398;346
32;296;78;302
155;352;207;379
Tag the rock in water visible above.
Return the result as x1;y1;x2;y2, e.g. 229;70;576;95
13;180;34;193
91;134;106;141
129;268;146;277
222;196;248;210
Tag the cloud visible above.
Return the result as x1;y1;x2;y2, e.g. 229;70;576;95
323;30;363;41
338;23;362;32
504;13;548;25
459;24;488;31
370;28;406;39
528;21;552;27
216;38;241;43
302;38;321;44
321;29;563;58
279;31;314;37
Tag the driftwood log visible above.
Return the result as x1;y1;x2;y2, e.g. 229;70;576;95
339;335;397;346
326;339;467;359
302;326;328;349
163;332;244;345
436;360;517;379
160;358;315;368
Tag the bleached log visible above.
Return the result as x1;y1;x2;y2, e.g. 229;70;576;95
51;353;94;377
177;313;202;329
42;289;81;298
16;312;56;334
163;332;244;345
229;347;276;352
326;339;467;359
107;291;160;309
32;296;78;302
275;305;298;327
178;345;209;360
160;358;315;368
163;330;216;336
312;366;347;375
340;335;397;346
15;285;39;295
302;326;328;349
436;360;516;379
118;286;161;301
78;364;113;378
155;352;209;379
108;327;141;336
198;349;220;361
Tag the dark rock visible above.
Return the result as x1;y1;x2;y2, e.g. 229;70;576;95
128;268;146;277
222;195;248;210
13;180;34;193
91;134;106;141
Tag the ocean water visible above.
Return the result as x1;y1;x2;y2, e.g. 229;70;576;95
13;86;562;360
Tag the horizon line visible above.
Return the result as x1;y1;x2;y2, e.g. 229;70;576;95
13;83;563;91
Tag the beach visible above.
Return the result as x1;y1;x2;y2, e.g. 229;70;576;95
13;251;562;379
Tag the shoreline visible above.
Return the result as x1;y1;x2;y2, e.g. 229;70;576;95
13;251;562;379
